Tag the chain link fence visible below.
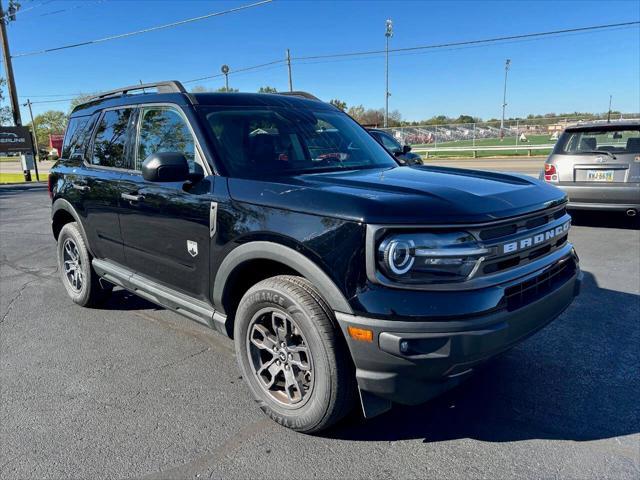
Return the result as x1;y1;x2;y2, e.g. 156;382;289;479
378;113;640;151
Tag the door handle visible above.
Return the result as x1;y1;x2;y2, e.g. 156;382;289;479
121;193;144;202
72;182;90;192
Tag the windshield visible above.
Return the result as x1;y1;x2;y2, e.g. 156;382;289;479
556;127;640;155
200;106;397;177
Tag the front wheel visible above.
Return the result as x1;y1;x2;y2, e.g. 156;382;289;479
234;275;355;433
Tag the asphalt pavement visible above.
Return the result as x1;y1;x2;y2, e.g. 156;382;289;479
0;185;638;479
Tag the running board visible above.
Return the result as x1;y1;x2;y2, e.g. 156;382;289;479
92;259;228;335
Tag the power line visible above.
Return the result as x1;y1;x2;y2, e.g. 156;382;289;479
182;59;285;84
11;0;274;58
0;0;56;21
18;19;639;100
22;0;108;20
292;20;640;61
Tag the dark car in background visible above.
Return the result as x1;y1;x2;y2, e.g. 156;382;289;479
542;121;640;216
369;128;423;165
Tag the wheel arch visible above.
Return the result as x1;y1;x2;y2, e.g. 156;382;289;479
214;241;354;328
51;199;93;255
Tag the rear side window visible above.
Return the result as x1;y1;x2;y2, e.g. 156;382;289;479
61;113;98;160
91;108;134;168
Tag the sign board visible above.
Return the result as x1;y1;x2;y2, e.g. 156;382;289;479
0;127;35;154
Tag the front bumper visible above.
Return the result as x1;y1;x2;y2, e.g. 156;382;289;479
336;251;582;417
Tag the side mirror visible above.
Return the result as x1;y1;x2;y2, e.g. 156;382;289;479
402;144;412;154
142;152;190;182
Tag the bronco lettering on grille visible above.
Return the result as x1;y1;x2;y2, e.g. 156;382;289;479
502;221;570;254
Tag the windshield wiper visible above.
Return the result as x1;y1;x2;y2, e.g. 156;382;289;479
580;150;617;159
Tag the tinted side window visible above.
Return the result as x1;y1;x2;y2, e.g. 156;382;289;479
62;113;98;160
378;132;400;151
137;107;196;172
91;108;133;168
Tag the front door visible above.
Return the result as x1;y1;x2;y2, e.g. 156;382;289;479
118;105;214;301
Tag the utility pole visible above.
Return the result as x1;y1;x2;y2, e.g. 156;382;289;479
221;64;230;91
0;0;22;126
24;99;40;181
607;94;612;123
286;49;293;92
384;19;393;128
500;59;511;137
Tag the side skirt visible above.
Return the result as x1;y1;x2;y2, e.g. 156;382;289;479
92;258;228;335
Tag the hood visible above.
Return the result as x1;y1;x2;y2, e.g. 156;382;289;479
227;165;567;224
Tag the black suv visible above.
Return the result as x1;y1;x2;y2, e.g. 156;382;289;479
50;81;581;433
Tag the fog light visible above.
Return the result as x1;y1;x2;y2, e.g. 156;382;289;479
399;340;410;354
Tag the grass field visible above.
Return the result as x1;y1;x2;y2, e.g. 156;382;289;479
0;172;28;183
411;134;555;158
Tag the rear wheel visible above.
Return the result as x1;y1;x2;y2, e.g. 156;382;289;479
57;222;111;307
234;275;355;433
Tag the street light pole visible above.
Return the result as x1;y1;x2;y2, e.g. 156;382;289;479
286;49;293;92
0;0;22;126
607;94;612;123
500;59;511;136
384;19;393;128
221;64;230;92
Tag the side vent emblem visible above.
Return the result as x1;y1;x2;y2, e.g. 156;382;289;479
187;240;198;257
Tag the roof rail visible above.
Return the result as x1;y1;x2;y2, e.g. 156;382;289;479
277;91;321;101
84;80;187;104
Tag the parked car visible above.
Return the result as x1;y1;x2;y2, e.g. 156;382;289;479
49;81;581;433
368;128;423;165
542;120;640;216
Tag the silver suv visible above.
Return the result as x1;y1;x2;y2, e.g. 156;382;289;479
543;120;640;216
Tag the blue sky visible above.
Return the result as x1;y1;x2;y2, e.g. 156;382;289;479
3;0;639;121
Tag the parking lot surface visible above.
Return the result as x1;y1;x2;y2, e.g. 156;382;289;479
1;185;638;479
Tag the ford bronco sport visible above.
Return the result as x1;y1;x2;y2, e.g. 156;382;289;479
49;81;581;433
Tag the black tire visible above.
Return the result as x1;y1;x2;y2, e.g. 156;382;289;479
234;275;356;433
57;222;112;307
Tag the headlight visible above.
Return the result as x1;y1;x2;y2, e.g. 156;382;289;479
377;231;489;284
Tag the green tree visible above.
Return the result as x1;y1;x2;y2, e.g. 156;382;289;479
329;99;347;111
190;85;212;93
28;110;67;148
68;93;96;113
0;78;13;125
216;86;239;93
258;86;278;93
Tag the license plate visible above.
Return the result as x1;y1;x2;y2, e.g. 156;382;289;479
587;170;614;182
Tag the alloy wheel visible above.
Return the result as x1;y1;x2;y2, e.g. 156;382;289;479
246;308;314;407
62;238;83;292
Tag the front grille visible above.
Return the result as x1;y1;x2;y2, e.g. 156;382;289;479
504;257;576;311
473;204;570;277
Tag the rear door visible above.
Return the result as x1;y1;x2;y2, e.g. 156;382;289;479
74;107;136;264
118;104;214;301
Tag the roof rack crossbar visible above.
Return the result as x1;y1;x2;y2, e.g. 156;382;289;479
86;80;187;103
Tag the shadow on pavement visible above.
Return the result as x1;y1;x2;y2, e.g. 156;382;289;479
101;288;165;312
327;270;639;443
570;209;639;230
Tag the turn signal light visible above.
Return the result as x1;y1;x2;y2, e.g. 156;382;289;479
544;164;558;182
347;326;374;343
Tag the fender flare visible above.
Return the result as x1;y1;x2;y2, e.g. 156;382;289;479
51;199;94;256
213;241;353;315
